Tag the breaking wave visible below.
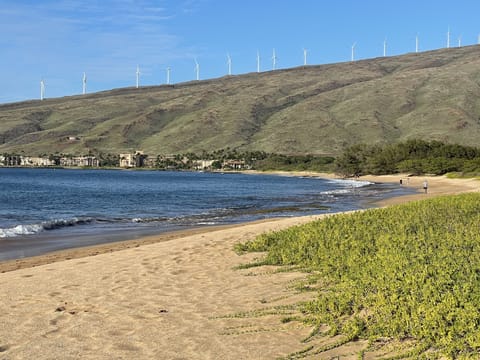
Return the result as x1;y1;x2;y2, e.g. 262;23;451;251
326;178;374;188
319;179;374;195
0;218;94;238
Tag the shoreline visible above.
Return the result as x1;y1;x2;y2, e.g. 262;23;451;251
245;170;480;204
1;173;477;273
0;220;279;273
0;174;479;359
0;170;406;267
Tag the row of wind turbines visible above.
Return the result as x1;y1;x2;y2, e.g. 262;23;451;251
39;28;480;100
38;49;280;100
137;48;295;85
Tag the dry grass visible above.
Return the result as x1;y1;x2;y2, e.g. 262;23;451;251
2;45;480;156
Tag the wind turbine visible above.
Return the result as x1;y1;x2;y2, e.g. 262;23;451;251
136;65;140;88
383;38;387;57
40;79;45;100
447;27;450;48
256;50;260;72
415;34;419;53
303;48;308;66
227;53;232;75
458;35;462;47
166;66;171;85
272;48;277;70
478;34;480;45
194;58;200;80
82;72;87;95
351;42;356;61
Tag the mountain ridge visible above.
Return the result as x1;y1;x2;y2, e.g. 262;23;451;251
2;45;480;156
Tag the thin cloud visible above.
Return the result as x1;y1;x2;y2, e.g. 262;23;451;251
0;0;200;101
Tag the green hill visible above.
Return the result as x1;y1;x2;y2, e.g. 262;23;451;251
2;45;480;156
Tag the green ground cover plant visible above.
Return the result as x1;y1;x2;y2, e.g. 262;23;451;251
236;193;480;359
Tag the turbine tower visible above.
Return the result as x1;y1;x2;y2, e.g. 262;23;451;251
383;38;387;57
136;65;140;88
194;58;200;80
272;48;277;70
351;42;356;61
40;79;45;100
82;72;87;95
256;51;260;73
227;53;232;75
166;67;171;85
303;48;307;66
447;27;450;48
415;34;419;53
458;35;462;47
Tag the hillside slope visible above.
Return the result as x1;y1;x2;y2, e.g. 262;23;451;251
2;45;480;156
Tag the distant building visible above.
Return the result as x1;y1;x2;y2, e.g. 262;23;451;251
2;155;22;166
2;154;97;167
60;156;99;167
22;157;55;166
193;159;215;170
223;159;247;170
120;153;135;168
143;157;157;168
119;151;147;168
134;151;148;167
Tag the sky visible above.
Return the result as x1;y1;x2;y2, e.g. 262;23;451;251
2;0;480;104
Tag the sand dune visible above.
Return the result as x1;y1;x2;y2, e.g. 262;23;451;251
0;174;478;359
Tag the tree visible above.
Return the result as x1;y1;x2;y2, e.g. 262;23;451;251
335;144;368;177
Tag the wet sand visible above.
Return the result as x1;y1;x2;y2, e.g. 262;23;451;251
0;174;478;359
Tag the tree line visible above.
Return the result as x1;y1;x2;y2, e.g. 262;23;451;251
335;139;480;177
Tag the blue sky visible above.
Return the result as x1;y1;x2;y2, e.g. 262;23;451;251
2;0;480;104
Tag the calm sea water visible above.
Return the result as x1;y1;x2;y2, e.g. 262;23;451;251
0;168;414;259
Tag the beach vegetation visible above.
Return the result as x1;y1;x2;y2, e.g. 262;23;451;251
97;152;120;167
336;139;480;177
253;154;336;172
237;193;480;359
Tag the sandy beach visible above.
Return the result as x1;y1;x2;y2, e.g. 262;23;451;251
0;174;478;359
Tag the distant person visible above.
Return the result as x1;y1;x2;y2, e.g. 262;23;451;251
423;180;428;194
399;179;403;185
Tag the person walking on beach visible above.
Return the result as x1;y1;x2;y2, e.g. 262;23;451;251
423;180;428;194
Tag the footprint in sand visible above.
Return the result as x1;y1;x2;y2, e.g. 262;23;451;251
170;269;186;275
114;342;141;352
61;284;80;290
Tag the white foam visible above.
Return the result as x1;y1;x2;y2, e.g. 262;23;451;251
0;217;94;238
321;189;352;195
326;178;374;188
0;223;44;238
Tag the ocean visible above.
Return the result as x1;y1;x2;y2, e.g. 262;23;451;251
0;168;415;260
